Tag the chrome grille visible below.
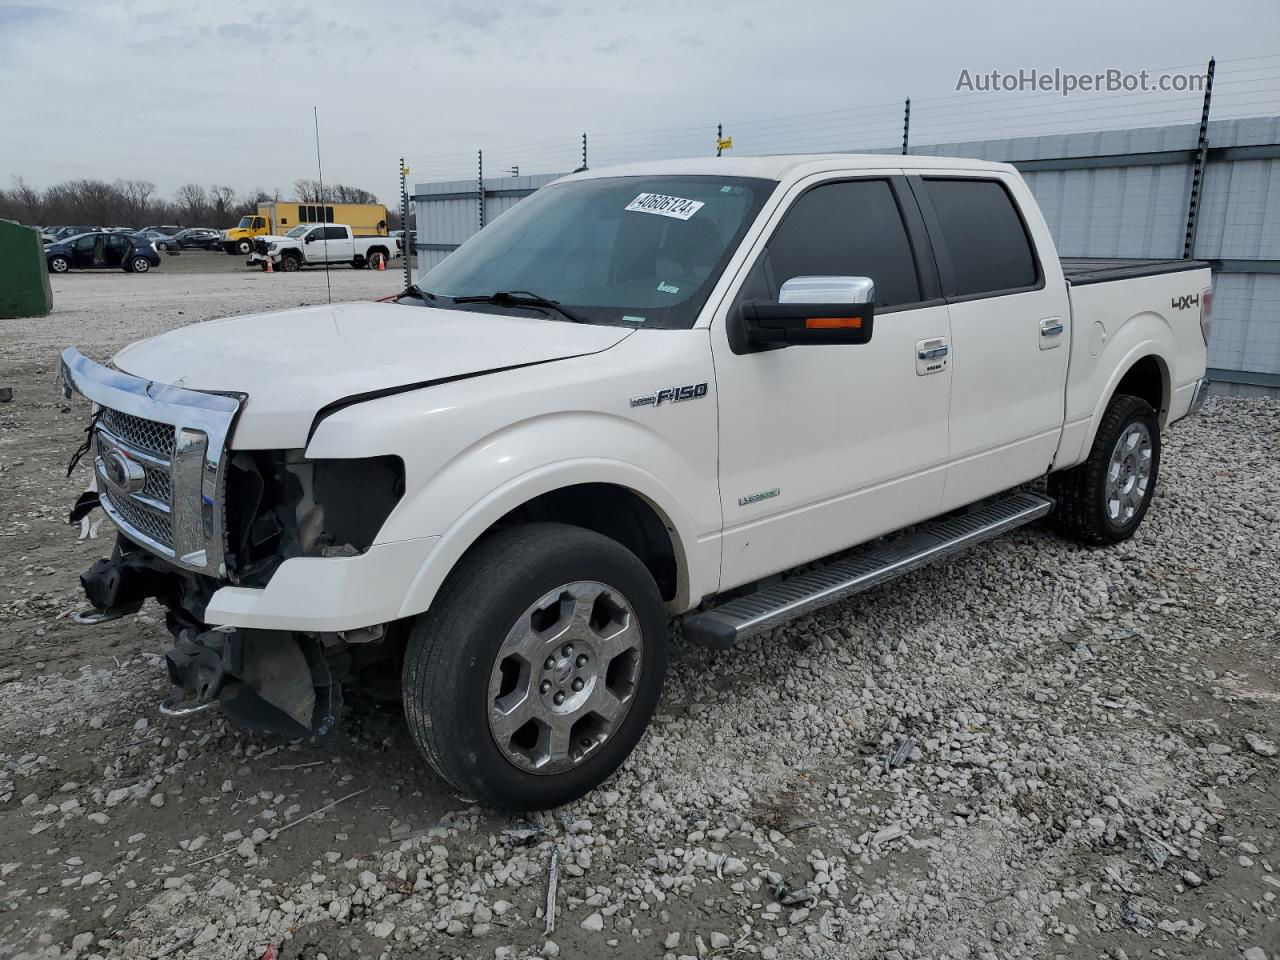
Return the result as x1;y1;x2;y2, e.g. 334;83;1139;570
100;408;175;458
142;464;172;502
106;488;174;546
62;347;242;576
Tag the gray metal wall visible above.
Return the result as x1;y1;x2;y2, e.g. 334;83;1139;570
413;117;1280;385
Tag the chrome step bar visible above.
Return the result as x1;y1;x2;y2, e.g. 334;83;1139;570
681;492;1054;649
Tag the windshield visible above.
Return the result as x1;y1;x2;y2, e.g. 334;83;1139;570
236;216;254;228
285;225;310;238
417;175;774;328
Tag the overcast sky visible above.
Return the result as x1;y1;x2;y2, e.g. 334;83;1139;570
2;0;1277;205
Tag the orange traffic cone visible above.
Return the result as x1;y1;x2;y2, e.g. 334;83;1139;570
264;255;273;274
376;253;385;271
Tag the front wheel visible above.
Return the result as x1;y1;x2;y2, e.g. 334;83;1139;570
1050;393;1161;545
49;256;70;273
235;239;252;255
279;254;300;272
129;257;151;273
403;523;668;810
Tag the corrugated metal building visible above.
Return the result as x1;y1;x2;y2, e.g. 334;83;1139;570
414;116;1280;387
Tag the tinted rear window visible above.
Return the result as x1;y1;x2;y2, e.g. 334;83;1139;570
923;178;1038;297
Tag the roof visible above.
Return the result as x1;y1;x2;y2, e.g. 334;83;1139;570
561;153;1017;183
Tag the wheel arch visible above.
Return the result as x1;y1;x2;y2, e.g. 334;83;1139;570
1071;343;1173;469
396;469;698;622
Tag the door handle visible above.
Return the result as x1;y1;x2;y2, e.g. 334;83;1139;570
918;344;949;360
1040;318;1064;337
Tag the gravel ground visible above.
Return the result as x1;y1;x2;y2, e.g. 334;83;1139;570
1;270;1278;960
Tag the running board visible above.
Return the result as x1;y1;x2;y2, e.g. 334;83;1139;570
681;492;1054;649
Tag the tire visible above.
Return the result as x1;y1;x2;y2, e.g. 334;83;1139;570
1050;393;1161;545
49;256;70;274
156;242;169;252
236;239;253;255
223;243;239;255
403;523;668;810
279;254;301;272
130;257;151;273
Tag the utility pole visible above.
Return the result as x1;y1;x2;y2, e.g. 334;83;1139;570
716;123;723;157
902;98;911;155
582;132;588;171
399;157;411;290
1183;56;1215;259
477;150;485;231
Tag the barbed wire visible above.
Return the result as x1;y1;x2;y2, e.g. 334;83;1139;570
406;54;1280;184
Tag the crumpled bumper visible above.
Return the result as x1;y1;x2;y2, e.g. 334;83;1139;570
204;537;440;632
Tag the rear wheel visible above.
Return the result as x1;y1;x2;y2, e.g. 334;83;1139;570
1050;393;1161;545
403;523;667;810
129;257;151;273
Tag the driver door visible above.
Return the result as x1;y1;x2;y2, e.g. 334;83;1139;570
70;234;100;268
711;173;953;591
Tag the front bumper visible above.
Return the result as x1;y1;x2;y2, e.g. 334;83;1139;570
204;536;439;632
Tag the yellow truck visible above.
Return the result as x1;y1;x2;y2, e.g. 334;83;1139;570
221;202;389;255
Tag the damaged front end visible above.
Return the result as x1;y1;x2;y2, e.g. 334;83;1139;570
60;347;406;738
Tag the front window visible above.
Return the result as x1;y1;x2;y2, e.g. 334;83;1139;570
237;216;254;229
416;175;774;328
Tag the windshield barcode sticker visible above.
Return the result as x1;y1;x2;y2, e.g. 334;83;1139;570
625;193;705;220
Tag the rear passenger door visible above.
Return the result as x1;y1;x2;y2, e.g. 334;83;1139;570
712;174;952;591
910;174;1071;510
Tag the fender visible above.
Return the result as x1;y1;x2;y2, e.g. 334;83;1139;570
1056;310;1173;469
393;457;707;620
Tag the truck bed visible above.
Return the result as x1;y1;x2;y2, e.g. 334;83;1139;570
1061;257;1211;286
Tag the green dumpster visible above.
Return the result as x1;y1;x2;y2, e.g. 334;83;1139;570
0;221;53;318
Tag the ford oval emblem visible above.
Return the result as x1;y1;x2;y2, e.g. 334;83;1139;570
103;450;146;494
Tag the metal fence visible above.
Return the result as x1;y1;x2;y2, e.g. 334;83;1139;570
413;115;1280;389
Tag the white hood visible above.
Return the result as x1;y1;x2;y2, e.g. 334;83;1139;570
113;302;632;448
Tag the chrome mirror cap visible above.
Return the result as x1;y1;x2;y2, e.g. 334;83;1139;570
778;276;875;305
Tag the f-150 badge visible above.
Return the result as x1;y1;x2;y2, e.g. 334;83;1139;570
630;382;709;408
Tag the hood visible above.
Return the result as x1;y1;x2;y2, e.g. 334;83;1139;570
112;302;633;448
256;234;293;244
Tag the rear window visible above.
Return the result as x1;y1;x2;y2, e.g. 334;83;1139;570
923;178;1038;298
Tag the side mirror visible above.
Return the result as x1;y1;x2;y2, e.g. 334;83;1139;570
737;276;875;349
305;234;315;243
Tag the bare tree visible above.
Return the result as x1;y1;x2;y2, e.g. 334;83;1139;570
117;179;155;228
10;176;45;222
66;179;120;226
175;183;208;225
293;178;328;202
332;184;379;204
209;185;236;225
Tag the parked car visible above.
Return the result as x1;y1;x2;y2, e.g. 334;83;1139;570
247;224;400;271
131;229;181;253
46;231;161;273
59;154;1210;811
143;225;184;236
174;227;221;249
51;225;99;240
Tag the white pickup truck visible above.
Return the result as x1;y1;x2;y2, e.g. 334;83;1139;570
246;223;400;271
61;155;1210;810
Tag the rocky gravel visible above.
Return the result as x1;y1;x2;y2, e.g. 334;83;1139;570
1;268;1278;959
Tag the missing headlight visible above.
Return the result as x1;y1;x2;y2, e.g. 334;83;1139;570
225;451;404;586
